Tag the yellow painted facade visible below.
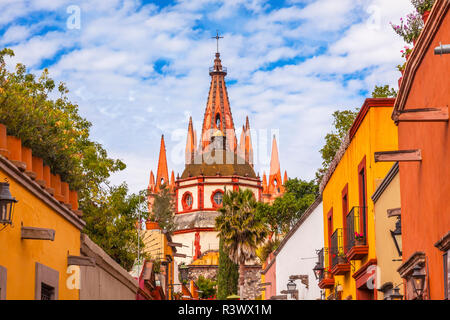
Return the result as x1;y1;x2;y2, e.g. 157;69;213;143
191;251;219;266
142;228;175;299
0;167;83;300
261;273;265;300
372;167;404;299
321;99;398;300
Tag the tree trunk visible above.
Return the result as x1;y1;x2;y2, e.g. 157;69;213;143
239;262;245;299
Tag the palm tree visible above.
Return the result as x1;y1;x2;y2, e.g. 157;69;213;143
215;188;268;299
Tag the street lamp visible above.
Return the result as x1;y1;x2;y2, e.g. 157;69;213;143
390;287;404;301
313;261;324;280
0;182;18;226
390;217;402;256
411;265;426;299
287;280;296;292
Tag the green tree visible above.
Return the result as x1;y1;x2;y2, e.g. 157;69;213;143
82;183;148;271
0;48;125;195
372;85;397;98
215;189;268;298
150;184;176;235
256;178;318;236
315;109;358;184
217;237;239;300
256;238;280;263
195;276;217;299
0;48;144;270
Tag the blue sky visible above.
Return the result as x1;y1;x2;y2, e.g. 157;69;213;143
0;0;413;193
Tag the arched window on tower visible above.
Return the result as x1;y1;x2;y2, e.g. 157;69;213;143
274;179;280;193
215;113;221;129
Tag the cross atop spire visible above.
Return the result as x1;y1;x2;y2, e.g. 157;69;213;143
212;30;223;53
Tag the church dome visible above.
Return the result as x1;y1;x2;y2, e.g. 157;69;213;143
181;149;256;179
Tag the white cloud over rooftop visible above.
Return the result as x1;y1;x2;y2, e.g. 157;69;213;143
0;0;413;193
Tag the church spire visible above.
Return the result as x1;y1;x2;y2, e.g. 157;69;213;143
200;49;236;153
155;135;169;192
148;170;155;192
262;172;268;194
170;170;175;192
186;117;196;164
268;135;283;195
244;116;253;167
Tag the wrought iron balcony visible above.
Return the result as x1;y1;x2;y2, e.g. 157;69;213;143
345;206;369;260
317;247;335;290
316;248;325;281
330;229;344;267
330;229;350;275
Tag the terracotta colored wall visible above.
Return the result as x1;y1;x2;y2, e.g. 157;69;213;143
322;102;398;300
262;255;276;299
373;172;404;299
397;8;450;300
0;168;81;300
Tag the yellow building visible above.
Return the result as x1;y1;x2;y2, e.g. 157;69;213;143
0;127;85;300
371;163;404;300
142;221;177;299
319;98;398;300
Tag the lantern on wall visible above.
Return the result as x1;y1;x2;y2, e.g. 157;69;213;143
411;265;426;299
313;261;324;280
390;287;404;301
390;217;402;257
286;280;297;292
0;182;18;226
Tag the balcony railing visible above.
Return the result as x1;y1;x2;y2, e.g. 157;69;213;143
330;229;344;267
345;206;367;252
317;248;325;281
209;66;227;73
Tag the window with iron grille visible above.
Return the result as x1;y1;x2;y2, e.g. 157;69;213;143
41;283;55;300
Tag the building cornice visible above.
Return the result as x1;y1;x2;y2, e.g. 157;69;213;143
176;175;261;184
0;155;85;230
434;231;450;252
371;162;399;203
393;0;450;119
397;251;426;278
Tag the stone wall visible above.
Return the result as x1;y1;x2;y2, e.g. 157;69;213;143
188;265;218;281
241;265;262;300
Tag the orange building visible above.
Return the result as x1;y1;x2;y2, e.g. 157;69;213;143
381;0;450;300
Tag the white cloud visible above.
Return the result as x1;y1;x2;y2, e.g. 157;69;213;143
1;0;415;193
